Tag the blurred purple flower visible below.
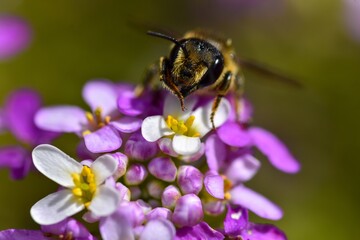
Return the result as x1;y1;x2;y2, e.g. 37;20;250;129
0;89;58;179
0;15;32;61
344;0;360;42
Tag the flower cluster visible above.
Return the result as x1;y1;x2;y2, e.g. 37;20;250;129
0;79;300;239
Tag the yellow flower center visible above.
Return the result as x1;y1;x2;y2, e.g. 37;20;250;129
166;115;200;137
71;166;97;208
222;175;233;200
82;107;111;136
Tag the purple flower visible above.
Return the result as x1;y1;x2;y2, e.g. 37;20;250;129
0;89;58;179
0;218;95;240
205;134;283;220
344;0;360;42
224;205;287;240
0;15;32;61
35;80;142;153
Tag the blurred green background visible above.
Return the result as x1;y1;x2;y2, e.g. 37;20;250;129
0;0;359;239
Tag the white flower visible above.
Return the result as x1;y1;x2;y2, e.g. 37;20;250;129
141;94;230;156
30;144;120;225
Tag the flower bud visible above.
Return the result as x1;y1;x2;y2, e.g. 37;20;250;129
177;165;203;195
161;185;181;209
146;207;172;221
147;180;165;199
172;194;203;227
125;132;158;161
110;152;128;180
125;164;148;185
148;157;177;182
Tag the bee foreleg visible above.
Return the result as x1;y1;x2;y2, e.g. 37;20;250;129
211;71;232;129
160;57;186;111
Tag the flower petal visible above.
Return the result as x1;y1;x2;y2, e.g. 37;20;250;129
204;171;224;199
84;126;122;153
30;189;84;225
0;146;30;180
88;185;119;217
141;115;173;142
4;89;41;143
172;135;201;156
242;223;287;240
100;209;134;240
35;106;87;133
0;16;32;60
217;121;252;147
249;127;300;173
175;222;224;240
110;116;142;133
82;80;118;116
230;185;283;220
163;94;197;120
41;218;94;239
91;154;118;185
224;205;248;237
32;144;82;187
192;98;231;136
205;134;227;171
225;154;261;183
140;219;176;240
0;229;46;240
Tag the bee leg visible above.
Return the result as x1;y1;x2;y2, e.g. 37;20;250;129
234;72;245;122
211;71;232;129
134;62;160;97
159;57;186;111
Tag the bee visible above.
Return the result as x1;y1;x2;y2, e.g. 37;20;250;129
138;29;299;128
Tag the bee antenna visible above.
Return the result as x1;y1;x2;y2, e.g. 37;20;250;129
147;30;189;57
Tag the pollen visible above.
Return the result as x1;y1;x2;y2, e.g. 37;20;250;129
166;115;200;137
71;166;97;208
84;106;112;133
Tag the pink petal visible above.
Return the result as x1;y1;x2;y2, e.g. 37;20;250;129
249;127;300;173
84;126;122;153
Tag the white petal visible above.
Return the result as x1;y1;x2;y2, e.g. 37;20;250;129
91;154;118;185
172;135;201;156
192;98;231;136
32;144;82;187
30;189;84;225
163;94;197;120
88;185;120;217
141;115;173;142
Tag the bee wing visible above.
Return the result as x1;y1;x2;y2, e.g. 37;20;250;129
238;57;303;88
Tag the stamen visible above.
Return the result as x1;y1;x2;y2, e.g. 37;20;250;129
71;166;97;208
165;115;200;137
